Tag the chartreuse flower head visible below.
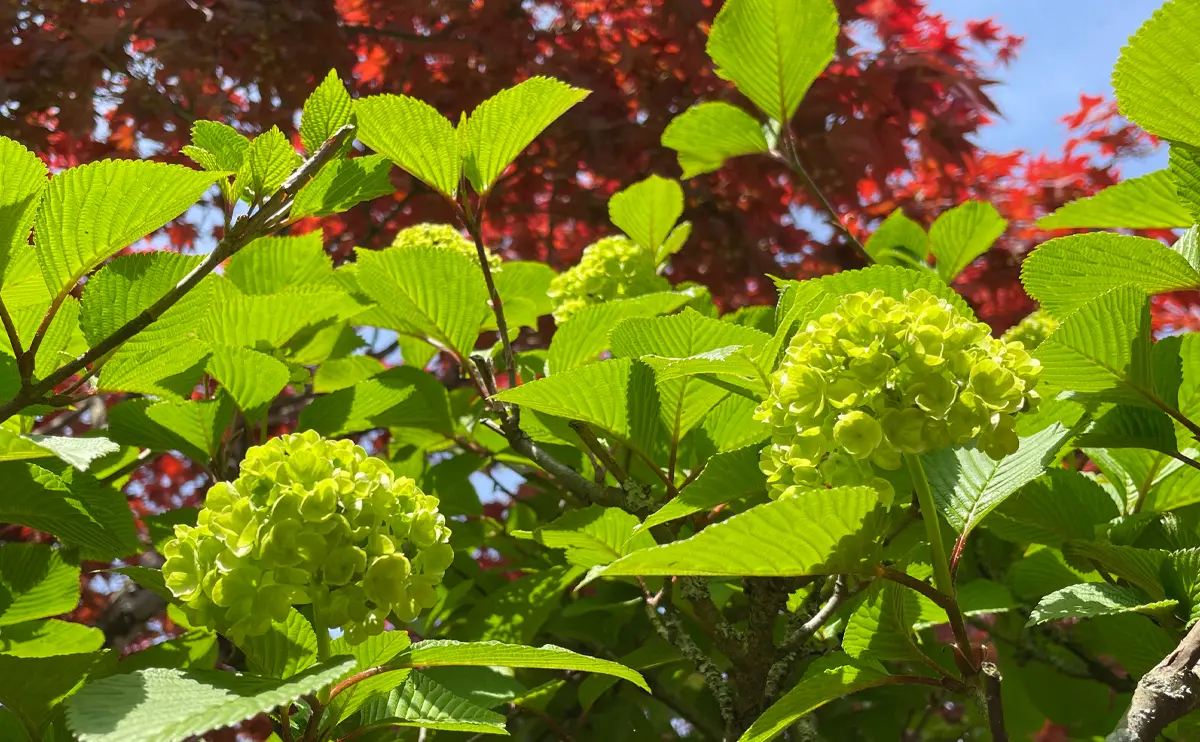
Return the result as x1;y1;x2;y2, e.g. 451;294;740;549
756;289;1040;501
1001;309;1059;351
392;222;502;273
162;431;453;644
548;235;670;323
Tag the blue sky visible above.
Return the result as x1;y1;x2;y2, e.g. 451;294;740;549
927;0;1167;176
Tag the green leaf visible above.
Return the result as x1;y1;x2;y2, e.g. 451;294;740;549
608;175;683;256
0;429;120;472
989;469;1121;545
65;657;355;742
235;126;300;203
863;209;928;269
661;102;770;178
116;630;218;675
0;619;104;657
493;261;557;324
107;397;235;463
923;422;1072;542
706;0;838;123
198;280;346;350
520;506;655;568
702;393;771;453
912;578;1017;629
396;640;648;692
290;155;393;219
602;486;886;577
1074;404;1178;453
355;94;460;198
0;136;48;272
313;355;383;393
462;77;589;194
1170;144;1200;222
325;630;413;724
358;671;509;735
300;366;450;437
736;654;889;742
1027;582;1177;626
187;121;249;172
1075;612;1177;679
110;566;174;604
0;543;80;627
355;246;489;359
1035;286;1160;407
206;345;289;418
0;651;113;737
80;252;202;346
33;160;220;296
225;233;334;295
638;444;766;532
300;69;354;155
547;291;695;373
1062;542;1169;600
842;580;923;662
236;610;317;680
1037;170;1193;229
0;463;140;560
1113;0;1200;148
929;201;1005;282
1021;233;1200;318
461;567;582;645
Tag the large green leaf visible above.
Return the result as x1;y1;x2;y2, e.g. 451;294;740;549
65;657;356;742
0;543;80;627
929;200;1005;282
1062;542;1169;600
842;580;923;662
460;567;582;645
325;630;413;724
989;469;1121;546
608;175;683;256
198;279;346;350
301;365;451;437
923;422;1071;541
290;154;393;219
1027;582;1177;626
107;397;234;463
547;290;696;372
33;160;220;296
225;233;334;295
603;486;886;577
355;246;489;360
706;0;838;123
80;251;202;346
518;506;655;568
1170;144;1200;223
0;429;119;472
0;650;113;737
1035;286;1161;407
863;209;928;269
358;670;509;735
356;94;460;198
0;136;48;272
1073;404;1178;454
299;69;354;155
638;444;766;532
395;640;648;691
1038;170;1192;229
0;618;104;657
737;654;889;742
1113;0;1200;148
1021;233;1200;318
206;345;289;418
0;463;140;560
461;77;589;194
661;102;770;178
115;629;218;675
236;610;317;680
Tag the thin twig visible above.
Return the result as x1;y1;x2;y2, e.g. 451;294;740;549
459;206;520;394
0;296;24;361
776;126;870;265
569;420;628;485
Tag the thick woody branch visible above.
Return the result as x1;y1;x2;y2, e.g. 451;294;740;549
1108;620;1200;741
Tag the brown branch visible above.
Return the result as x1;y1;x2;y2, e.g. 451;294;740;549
0;124;356;425
460;209;519;394
981;662;1008;742
776;126;870;265
1108;619;1200;741
878;566;977;676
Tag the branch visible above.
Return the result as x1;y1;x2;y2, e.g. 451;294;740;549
878;566;977;676
1108;619;1200;741
0;124;356;425
776;126;870;265
460;211;519;394
981;662;1008;742
764;576;848;702
480;417;624;508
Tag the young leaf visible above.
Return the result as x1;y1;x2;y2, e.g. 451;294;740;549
355;94;461;198
394;640;649;691
1027;583;1177;626
1021;233;1200;318
736;654;889;742
547;290;696;373
461;77;589;194
33;160;221;297
0;650;114;738
922;422;1072;541
324;630;413;724
519;506;654;568
299;367;416;436
1113;0;1200;148
187;121;250;172
354;246;490;360
205;345;290;418
637;444;766;532
80;252;202;346
0;137;48;271
1038;170;1192;229
863;209;928;269
224;233;334;295
706;0;838;124
289;154;393;219
0;543;80;627
357;671;509;735
235;126;301;203
602;486;886;577
65;657;356;742
929;200;1005;282
300;69;354;155
236;610;317;680
107;397;235;464
608;175;684;256
661;102;770;178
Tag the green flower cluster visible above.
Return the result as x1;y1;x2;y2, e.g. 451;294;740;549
1001;309;1059;351
162;431;453;644
548;235;669;323
392;222;502;273
756;289;1041;500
